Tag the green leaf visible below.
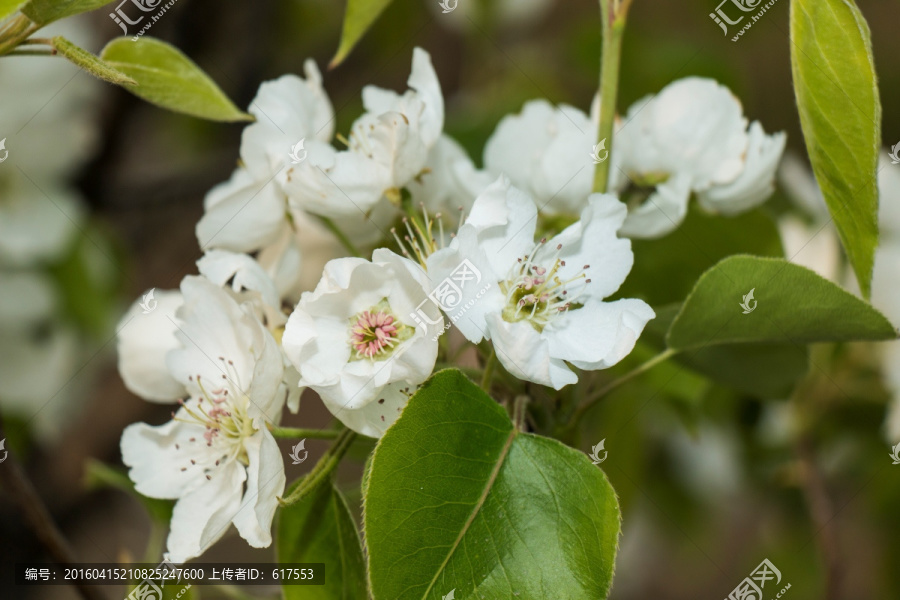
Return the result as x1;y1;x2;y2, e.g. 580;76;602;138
277;480;367;600
365;369;620;600
667;256;896;351
790;0;881;297
331;0;396;68
52;36;136;86
646;305;809;397
615;206;783;307
20;0;113;25
0;0;26;21
100;37;251;122
83;459;173;524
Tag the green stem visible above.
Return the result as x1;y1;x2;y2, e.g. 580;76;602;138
572;348;676;422
7;48;55;56
0;14;40;57
592;0;631;194
319;216;362;257
480;347;497;392
268;426;342;440
280;428;356;506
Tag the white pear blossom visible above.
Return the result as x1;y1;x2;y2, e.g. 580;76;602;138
239;61;334;183
283;47;443;220
482;99;598;214
426;176;654;389
613;77;785;238
281;249;442;437
121;276;286;563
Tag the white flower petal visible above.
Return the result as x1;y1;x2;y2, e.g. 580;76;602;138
117;289;185;402
165;459;246;564
197;249;285;328
323;381;411;438
546;299;655;371
240;62;334;180
484;100;595;214
462;176;538;274
697;122;786;214
231;427;285;548
196;168;288;253
121;417;212;500
618;172;692;239
549;193;633;299
284;140;390;219
485;312;577;389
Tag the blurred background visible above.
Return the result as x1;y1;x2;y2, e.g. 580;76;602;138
1;0;899;598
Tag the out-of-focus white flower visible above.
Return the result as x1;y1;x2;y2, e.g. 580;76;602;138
0;174;85;267
426;176;654;389
239;61;334;183
283;48;443;220
0;18;100;180
121;276;285;563
0;271;81;439
483;99;597;215
870;152;900;440
614;77;784;238
427;0;556;32
281;249;442;437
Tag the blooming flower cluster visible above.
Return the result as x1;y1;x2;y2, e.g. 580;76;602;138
117;48;787;562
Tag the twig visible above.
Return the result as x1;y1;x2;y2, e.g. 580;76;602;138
572;348;676;422
267;426;342;439
0;415;105;600
797;438;842;600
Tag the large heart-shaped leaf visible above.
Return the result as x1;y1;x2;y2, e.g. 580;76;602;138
277;480;367;600
100;37;251;122
20;0;113;25
790;0;881;297
330;0;395;67
667;255;896;350
365;369;620;600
